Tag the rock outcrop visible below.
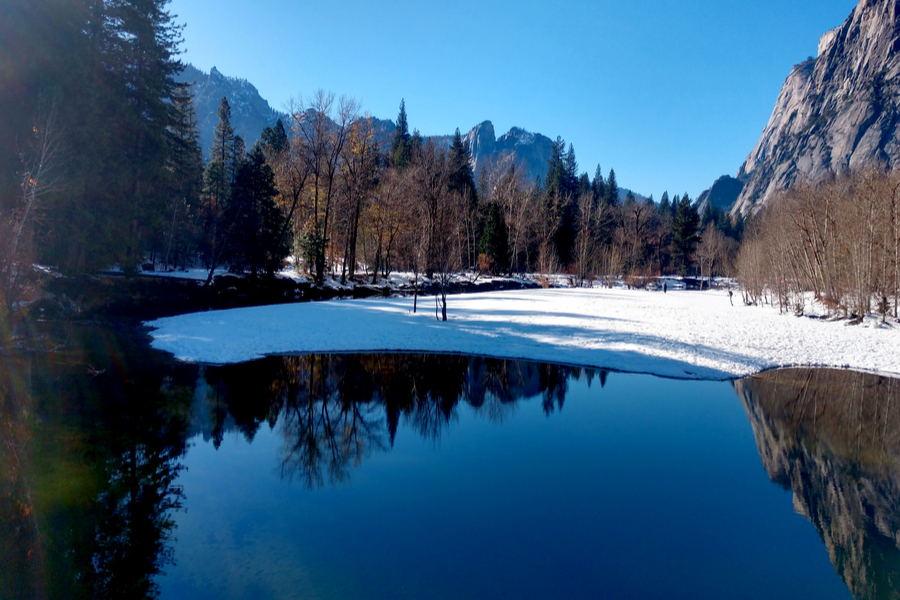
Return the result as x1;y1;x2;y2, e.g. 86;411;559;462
177;64;284;157
734;0;900;214
434;121;555;183
695;175;744;214
175;66;592;190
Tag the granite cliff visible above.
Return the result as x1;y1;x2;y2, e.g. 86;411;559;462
734;0;900;214
176;64;284;157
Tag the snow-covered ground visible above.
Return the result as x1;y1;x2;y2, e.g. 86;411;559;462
145;288;900;380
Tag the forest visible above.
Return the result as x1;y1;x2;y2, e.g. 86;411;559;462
737;170;900;321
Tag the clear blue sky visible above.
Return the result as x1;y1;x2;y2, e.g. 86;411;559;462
169;0;858;199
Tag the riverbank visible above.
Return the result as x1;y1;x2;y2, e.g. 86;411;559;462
24;268;540;323
146;287;900;381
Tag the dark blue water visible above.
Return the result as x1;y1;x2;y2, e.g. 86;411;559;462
4;326;897;600
157;358;851;600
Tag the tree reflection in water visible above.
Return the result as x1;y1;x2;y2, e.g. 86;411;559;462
200;354;599;488
736;369;900;600
0;323;195;600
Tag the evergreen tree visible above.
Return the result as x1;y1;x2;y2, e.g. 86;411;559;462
478;201;510;275
201;97;238;283
160;82;204;270
391;99;412;169
606;169;619;205
592;165;605;204
448;129;476;197
542;139;580;266
577;172;592;198
261;119;288;155
227;143;283;276
659;191;671;216
565;144;579;192
103;0;185;273
206;97;236;209
544;138;563;195
448;129;479;268
671;194;700;275
233;135;246;166
409;129;423;162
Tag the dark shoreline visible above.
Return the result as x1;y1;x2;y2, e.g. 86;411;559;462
27;271;542;324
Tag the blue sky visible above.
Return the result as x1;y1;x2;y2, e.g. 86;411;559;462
169;0;857;199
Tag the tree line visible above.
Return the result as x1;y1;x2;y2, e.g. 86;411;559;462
737;170;900;321
159;95;746;306
1;0;747;328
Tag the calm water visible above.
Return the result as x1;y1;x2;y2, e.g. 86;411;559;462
2;323;899;599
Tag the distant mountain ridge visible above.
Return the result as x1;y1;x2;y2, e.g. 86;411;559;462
176;64;284;157
177;64;642;198
731;0;900;213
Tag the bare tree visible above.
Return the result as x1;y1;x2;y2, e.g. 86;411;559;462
1;101;64;326
492;164;536;274
737;171;900;320
696;226;727;290
294;91;358;284
337;115;378;284
365;168;409;284
410;141;461;320
573;192;597;287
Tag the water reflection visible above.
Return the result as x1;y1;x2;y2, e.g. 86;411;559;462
0;323;195;600
736;369;900;600
198;355;599;488
6;323;900;600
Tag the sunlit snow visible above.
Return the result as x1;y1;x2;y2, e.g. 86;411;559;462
145;288;900;380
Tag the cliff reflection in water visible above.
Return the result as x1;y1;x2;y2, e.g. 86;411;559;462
198;354;601;488
736;369;900;600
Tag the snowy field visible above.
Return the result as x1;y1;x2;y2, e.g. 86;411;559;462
145;288;899;381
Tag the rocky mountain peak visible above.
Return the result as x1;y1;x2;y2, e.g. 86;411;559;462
734;0;900;213
464;121;496;171
176;64;283;156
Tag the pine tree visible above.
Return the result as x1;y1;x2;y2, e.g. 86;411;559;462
671;194;700;275
478;201;510;275
659;191;671;216
161;82;204;270
592;165;605;204
201;97;238;284
565;144;578;192
391;99;412;169
409;129;423;160
206;97;236;211
261;119;288;155
104;0;185;273
448;128;476;198
227;143;283;276
606;169;619;205
544;137;568;199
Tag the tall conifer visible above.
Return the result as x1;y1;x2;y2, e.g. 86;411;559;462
391;99;412;169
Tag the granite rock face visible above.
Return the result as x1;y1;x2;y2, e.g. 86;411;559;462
436;121;554;183
735;0;900;214
176;66;565;187
176;64;284;157
695;175;744;214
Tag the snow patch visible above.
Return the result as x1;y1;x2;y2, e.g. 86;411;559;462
145;288;900;381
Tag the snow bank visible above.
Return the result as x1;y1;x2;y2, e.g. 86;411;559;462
145;288;900;380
